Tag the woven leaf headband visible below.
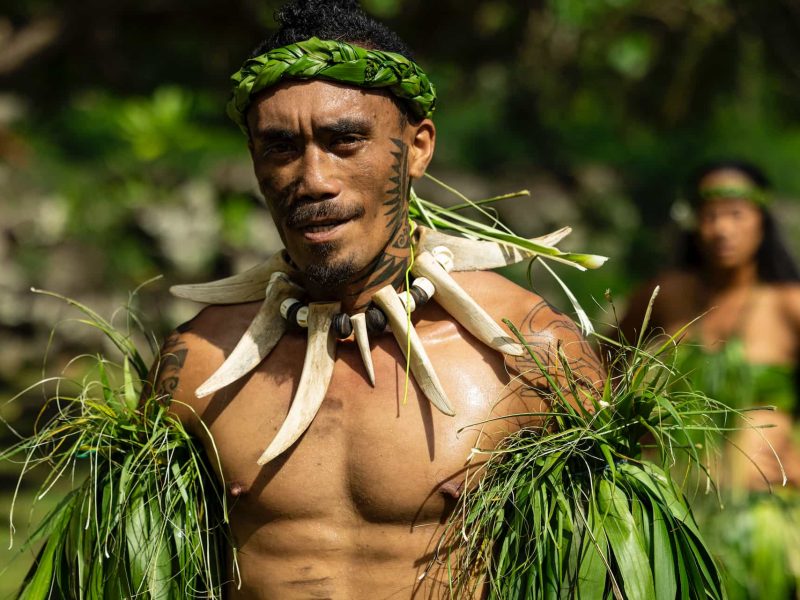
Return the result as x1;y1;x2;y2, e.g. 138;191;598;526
227;37;437;133
698;185;770;206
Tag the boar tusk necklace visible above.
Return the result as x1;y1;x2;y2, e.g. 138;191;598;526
170;226;571;465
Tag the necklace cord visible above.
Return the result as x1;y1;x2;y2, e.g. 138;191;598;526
403;222;415;404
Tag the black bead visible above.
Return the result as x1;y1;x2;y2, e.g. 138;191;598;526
410;285;429;308
285;301;304;329
365;305;388;333
332;313;353;338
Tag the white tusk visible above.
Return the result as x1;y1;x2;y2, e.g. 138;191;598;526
372;286;455;416
257;301;340;465
416;226;572;272
351;312;375;387
170;251;296;304
195;273;302;398
532;226;572;248
412;252;524;357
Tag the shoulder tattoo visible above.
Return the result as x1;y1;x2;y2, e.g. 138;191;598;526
150;325;191;401
509;300;603;400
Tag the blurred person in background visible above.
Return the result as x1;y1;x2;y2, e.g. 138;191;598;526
620;159;800;598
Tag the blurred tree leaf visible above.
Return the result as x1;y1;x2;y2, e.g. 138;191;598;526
608;33;654;79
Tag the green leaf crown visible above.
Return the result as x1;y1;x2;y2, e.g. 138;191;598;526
227;37;437;133
698;184;770;206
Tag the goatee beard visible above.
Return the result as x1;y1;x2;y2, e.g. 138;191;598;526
304;244;359;290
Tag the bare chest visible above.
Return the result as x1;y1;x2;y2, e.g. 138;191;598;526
189;322;521;528
661;287;797;364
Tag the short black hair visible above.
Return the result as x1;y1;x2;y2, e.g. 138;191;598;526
248;0;418;124
253;0;415;60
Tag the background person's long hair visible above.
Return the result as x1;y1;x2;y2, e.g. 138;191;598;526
677;159;800;416
679;208;800;283
678;159;800;283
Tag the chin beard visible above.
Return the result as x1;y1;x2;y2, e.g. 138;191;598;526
304;244;359;290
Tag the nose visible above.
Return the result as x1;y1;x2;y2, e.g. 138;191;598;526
701;212;726;237
295;145;341;202
714;214;739;239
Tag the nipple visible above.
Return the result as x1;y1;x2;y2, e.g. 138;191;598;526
438;480;462;500
229;481;250;498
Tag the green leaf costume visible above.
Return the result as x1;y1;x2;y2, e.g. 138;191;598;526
678;337;800;599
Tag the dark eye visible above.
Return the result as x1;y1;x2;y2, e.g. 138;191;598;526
332;134;364;149
262;141;296;158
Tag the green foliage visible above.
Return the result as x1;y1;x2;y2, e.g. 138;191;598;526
1;292;233;599
431;301;728;598
361;0;402;18
700;492;800;599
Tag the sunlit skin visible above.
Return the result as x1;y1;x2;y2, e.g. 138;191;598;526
151;80;604;599
621;167;800;490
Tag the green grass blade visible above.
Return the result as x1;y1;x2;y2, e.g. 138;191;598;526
597;478;655;600
650;499;677;600
577;498;610;599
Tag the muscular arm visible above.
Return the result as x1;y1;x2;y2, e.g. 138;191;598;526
450;270;604;412
141;322;197;430
507;298;604;411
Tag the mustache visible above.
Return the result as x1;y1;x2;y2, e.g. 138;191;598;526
284;201;366;228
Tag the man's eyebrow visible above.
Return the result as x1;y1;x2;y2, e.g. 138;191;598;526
252;118;373;141
253;127;296;142
318;117;373;136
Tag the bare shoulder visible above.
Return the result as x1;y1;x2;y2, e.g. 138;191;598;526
147;302;262;427
452;270;604;389
619;269;697;340
776;283;800;331
451;270;554;323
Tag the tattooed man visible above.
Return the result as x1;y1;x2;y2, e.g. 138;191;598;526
151;1;603;598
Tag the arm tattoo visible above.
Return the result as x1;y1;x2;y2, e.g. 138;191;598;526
348;137;412;310
151;326;190;401
510;300;603;403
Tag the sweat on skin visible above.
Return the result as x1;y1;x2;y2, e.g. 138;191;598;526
153;73;602;600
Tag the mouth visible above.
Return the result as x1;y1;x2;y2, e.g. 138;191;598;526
295;218;352;243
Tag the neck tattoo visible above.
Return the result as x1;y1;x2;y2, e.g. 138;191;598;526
334;137;412;313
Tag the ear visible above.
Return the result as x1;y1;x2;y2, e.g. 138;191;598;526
407;119;436;179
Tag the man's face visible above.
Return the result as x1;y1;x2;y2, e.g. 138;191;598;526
247;80;422;288
696;169;763;270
